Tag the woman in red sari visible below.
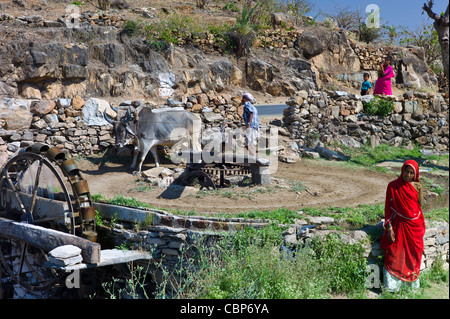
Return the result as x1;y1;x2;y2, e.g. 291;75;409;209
373;56;395;95
381;160;426;292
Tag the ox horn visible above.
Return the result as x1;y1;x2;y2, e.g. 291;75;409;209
104;110;115;124
110;104;118;113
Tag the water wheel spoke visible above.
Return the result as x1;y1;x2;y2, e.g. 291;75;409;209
29;160;44;217
4;171;27;215
17;242;28;278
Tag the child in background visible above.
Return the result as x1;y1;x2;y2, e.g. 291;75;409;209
361;73;372;96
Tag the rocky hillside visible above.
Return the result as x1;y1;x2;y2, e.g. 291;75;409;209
0;0;442;107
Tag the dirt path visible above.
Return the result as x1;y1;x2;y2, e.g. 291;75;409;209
78;155;395;214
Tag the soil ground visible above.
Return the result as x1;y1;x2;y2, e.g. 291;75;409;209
78;146;396;215
77;115;448;215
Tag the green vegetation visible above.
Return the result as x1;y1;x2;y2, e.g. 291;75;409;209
227;2;260;57
223;3;240;12
121;13;234;52
363;97;395;117
425;207;449;223
338;143;423;168
89;141;448;299
151;227;368;299
119;0;316;56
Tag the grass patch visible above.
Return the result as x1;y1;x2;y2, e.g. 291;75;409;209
337;143;423;168
152;227;368;299
424;206;449;223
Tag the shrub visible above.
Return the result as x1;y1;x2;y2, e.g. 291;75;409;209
123;20;141;37
226;3;260;57
307;233;368;293
363;97;394;117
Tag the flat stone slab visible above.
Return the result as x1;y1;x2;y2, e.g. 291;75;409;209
49;245;82;259
48;254;83;266
307;216;335;224
45;249;152;270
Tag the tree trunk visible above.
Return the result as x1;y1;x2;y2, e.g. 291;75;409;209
423;1;449;81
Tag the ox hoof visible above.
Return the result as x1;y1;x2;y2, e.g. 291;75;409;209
132;171;141;176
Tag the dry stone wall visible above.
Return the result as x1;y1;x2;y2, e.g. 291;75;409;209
283;216;449;272
95;204;448;290
1;87;448;169
0;92;247;167
282;90;449;152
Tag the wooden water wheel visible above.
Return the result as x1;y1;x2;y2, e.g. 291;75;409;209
0;144;96;294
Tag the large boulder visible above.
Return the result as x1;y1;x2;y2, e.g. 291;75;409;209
0;106;33;130
304;30;360;72
393;46;438;90
90;43;125;68
246;58;275;92
82;98;117;126
295;31;326;59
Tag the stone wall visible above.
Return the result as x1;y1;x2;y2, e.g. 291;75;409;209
95;203;449;291
0;92;247;167
282;89;449;151
283;215;449;272
1;86;448;169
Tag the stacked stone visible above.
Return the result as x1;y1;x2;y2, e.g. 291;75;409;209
143;226;187;265
422;221;449;270
349;42;389;71
282;215;449;272
257;28;302;50
282;90;449;151
48;245;83;267
167;92;244;130
0;96;116;159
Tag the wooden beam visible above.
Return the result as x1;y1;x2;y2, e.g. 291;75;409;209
0;188;71;223
0;217;101;264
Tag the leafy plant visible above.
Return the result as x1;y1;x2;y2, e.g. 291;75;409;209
399;23;441;74
227;2;260;57
223;3;240;12
359;21;382;44
123;20;141;37
363;97;394;117
307;233;368;293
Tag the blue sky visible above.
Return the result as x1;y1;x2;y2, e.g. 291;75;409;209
310;0;448;30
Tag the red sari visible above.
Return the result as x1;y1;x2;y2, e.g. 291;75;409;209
380;160;426;282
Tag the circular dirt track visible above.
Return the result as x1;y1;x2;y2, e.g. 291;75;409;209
78;156;396;214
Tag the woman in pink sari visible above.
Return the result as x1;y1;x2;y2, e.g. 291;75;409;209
373;56;395;95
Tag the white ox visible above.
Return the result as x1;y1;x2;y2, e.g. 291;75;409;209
106;106;202;174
